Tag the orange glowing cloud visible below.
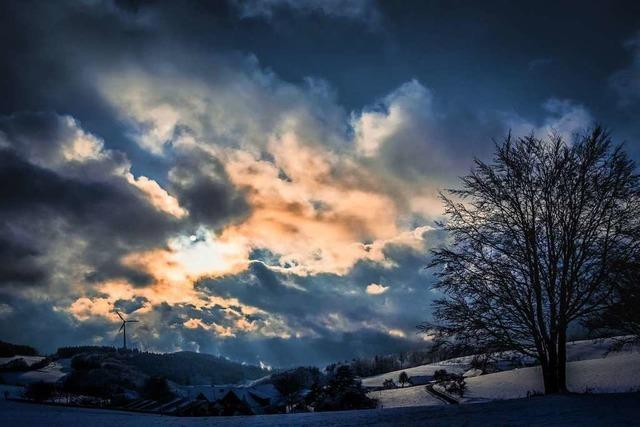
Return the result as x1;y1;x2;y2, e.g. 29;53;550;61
99;69;442;279
366;283;389;295
183;318;236;337
219;133;427;275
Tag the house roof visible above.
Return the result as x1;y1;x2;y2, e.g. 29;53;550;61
180;384;283;414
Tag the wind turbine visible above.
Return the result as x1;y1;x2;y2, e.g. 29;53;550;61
115;311;139;350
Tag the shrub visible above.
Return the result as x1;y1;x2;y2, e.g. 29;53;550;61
62;357;143;399
433;369;449;381
141;376;175;403
444;379;466;396
71;354;103;371
24;381;56;402
62;371;115;398
382;378;397;389
272;372;306;408
311;366;377;412
469;355;492;373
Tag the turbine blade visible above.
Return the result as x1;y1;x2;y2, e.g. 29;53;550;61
119;323;125;332
127;320;139;323
115;311;125;321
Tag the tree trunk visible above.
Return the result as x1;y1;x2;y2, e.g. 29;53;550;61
541;330;568;394
557;327;568;393
541;359;561;394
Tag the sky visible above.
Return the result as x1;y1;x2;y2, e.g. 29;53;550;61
1;0;639;368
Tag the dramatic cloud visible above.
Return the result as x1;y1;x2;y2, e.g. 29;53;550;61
352;80;434;158
0;74;598;364
1;0;630;367
0;79;598;364
0;112;183;291
99;61;437;277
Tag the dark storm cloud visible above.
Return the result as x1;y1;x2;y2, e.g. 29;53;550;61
0;112;179;288
0;293;113;353
0;225;47;286
3;0;640;121
0;149;161;241
113;296;149;314
169;149;249;230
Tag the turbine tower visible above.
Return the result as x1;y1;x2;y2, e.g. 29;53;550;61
115;311;139;350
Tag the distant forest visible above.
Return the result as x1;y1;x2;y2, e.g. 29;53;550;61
54;346;268;385
127;351;268;385
0;340;38;357
330;345;470;378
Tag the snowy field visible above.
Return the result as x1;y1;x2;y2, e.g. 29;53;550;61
1;393;639;426
0;356;45;367
361;359;469;388
368;385;444;408
1;359;71;385
362;337;638;389
464;352;640;401
362;337;640;407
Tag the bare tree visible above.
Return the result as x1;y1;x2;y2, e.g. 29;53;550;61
398;371;409;388
421;128;640;394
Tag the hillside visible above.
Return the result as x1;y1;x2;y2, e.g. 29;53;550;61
464;352;640;401
362;337;640;409
361;356;471;389
127;351;269;385
362;337;633;388
1;359;70;386
54;347;271;386
0;345;270;389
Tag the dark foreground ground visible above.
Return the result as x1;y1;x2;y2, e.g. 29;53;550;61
2;393;640;426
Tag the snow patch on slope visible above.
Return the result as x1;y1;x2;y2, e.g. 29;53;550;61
464;352;640;401
368;385;444;408
1;359;71;385
0;356;45;367
362;361;467;388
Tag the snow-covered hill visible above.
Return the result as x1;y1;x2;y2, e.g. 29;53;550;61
1;359;70;385
361;358;469;389
0;356;45;367
362;337;640;408
464;352;640;401
368;385;444;408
